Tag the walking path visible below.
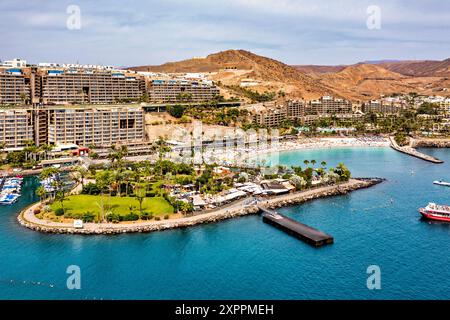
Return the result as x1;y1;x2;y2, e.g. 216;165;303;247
18;178;383;235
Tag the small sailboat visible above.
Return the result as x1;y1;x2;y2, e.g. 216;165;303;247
433;180;450;187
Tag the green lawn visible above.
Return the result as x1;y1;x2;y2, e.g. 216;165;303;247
51;195;174;217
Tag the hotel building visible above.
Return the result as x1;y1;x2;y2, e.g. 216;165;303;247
47;106;145;147
0;68;31;105
252;107;287;127
286;100;306;118
38;69;146;104
0;108;34;150
307;96;352;115
362;100;402;114
147;79;220;103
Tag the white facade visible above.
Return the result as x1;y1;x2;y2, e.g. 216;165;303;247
1;58;27;68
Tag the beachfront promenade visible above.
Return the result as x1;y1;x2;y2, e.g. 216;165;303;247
18;178;383;235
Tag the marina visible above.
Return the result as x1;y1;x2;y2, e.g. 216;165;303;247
0;176;23;205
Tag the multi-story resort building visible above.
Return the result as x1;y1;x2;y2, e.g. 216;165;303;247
422;96;450;114
38;69;146;104
0;68;31;105
307;96;352;115
47;105;145;147
251;97;354;127
286;100;306;119
0;108;35;150
362;100;403;114
251;102;288;127
147;79;220;103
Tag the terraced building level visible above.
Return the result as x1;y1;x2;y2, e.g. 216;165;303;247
38;69;146;104
47;105;145;147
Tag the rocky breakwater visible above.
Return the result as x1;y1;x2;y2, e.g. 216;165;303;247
389;137;444;164
411;138;450;149
260;178;384;211
17;199;261;235
17;178;384;235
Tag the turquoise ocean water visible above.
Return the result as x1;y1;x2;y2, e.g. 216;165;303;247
0;147;449;299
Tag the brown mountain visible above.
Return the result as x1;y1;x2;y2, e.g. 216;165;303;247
131;51;450;101
292;65;347;75
318;64;412;100
130;50;338;100
378;59;450;77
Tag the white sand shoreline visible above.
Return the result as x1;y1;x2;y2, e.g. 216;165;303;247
201;137;390;165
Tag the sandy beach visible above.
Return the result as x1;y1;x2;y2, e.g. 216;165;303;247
198;137;390;166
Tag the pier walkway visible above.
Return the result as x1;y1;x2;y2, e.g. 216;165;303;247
389;137;443;164
258;206;334;247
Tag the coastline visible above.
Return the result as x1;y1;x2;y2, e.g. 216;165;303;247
202;137;391;165
17;177;384;235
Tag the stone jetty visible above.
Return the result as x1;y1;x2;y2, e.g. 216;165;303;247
389;137;444;164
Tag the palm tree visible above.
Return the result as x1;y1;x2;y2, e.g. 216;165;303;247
321;161;327;168
311;159;317;168
75;166;88;188
303;159;310;167
23;140;37;162
0;142;6;163
40;144;53;160
134;183;147;219
36;186;47;202
113;170;123;197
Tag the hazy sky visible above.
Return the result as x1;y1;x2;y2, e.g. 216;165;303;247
1;0;449;66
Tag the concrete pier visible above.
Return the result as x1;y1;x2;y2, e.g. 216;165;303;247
259;206;334;247
389;137;444;164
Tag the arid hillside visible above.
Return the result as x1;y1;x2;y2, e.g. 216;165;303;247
131;51;450;101
378;59;450;77
131;50;338;100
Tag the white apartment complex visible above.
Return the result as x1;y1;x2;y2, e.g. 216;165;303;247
47;106;144;147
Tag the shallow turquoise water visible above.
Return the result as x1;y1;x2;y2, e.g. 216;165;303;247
1;147;449;299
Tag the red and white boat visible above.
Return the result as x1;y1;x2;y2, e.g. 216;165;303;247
419;203;450;222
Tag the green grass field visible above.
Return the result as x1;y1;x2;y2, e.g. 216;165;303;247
51;195;174;216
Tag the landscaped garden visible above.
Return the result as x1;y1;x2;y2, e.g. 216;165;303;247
49;195;174;223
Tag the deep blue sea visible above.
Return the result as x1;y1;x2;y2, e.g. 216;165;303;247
1;147;449;299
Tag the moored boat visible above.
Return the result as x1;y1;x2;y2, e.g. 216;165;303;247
419;203;450;222
433;180;450;187
0;176;23;205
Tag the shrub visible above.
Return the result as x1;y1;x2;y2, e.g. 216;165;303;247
146;191;156;198
122;213;139;221
33;208;41;215
65;212;82;219
81;183;101;195
106;212;121;223
54;208;65;216
164;215;169;220
155;216;161;221
82;211;96;223
141;212;153;220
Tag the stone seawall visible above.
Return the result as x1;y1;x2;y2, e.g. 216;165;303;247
17;178;384;235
